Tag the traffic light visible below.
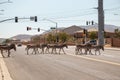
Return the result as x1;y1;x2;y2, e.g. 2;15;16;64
91;21;94;25
38;28;40;32
83;29;88;34
83;29;86;34
34;16;37;22
86;21;88;25
27;27;31;31
15;17;18;23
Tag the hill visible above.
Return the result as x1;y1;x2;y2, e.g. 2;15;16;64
11;34;33;41
0;38;5;43
80;24;119;32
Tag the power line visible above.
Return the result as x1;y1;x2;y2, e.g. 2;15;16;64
105;6;120;11
49;12;97;20
36;8;95;16
35;8;97;20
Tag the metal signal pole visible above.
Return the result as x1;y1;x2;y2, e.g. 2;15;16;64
98;0;104;46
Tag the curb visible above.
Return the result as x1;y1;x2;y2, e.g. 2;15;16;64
105;47;120;51
0;54;13;80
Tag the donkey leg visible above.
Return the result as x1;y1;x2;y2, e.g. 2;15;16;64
84;49;87;55
62;48;66;54
34;48;38;55
80;48;83;55
59;49;61;55
55;48;57;54
75;48;78;55
36;48;39;54
1;50;5;58
8;50;10;57
95;50;97;55
89;49;93;55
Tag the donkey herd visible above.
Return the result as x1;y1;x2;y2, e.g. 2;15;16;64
0;43;104;58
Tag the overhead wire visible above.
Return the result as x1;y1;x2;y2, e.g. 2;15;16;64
0;6;120;23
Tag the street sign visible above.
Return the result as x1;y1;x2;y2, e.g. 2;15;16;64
50;27;56;29
30;17;35;21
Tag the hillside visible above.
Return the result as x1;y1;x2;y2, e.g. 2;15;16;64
80;24;119;32
11;34;33;41
42;24;120;36
0;38;5;43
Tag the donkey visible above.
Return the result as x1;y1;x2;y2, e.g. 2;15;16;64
75;43;93;55
0;43;16;57
39;44;48;54
75;44;86;55
52;43;68;54
91;45;104;55
45;44;57;54
25;44;40;55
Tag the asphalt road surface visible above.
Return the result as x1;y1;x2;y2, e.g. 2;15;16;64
3;46;120;80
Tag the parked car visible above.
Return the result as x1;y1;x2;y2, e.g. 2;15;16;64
87;40;97;45
17;43;22;47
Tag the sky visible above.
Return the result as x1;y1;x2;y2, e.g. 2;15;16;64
0;0;120;38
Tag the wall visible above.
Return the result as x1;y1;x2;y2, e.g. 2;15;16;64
111;38;120;47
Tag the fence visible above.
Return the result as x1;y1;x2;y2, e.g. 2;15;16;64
111;38;120;47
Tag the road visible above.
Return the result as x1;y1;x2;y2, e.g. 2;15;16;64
3;46;120;80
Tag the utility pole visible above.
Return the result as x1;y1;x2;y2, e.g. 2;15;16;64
98;0;104;46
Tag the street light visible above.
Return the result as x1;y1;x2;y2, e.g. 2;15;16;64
0;0;12;4
42;18;58;43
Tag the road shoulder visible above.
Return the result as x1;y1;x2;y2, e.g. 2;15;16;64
0;54;13;80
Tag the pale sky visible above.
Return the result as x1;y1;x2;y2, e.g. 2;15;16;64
0;0;120;38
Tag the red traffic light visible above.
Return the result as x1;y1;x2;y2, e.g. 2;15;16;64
27;27;31;31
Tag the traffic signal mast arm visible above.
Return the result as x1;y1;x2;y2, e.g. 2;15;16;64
27;27;40;32
0;18;14;23
0;16;37;23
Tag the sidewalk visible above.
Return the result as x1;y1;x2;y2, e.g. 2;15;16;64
0;53;13;80
105;47;120;51
104;44;120;51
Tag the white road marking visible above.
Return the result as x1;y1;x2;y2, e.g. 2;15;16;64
0;54;13;80
68;54;120;66
102;54;115;58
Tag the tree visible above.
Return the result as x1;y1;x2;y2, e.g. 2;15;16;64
46;32;69;43
58;32;69;43
114;29;120;38
31;35;40;43
46;34;56;43
3;39;11;43
88;31;97;40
